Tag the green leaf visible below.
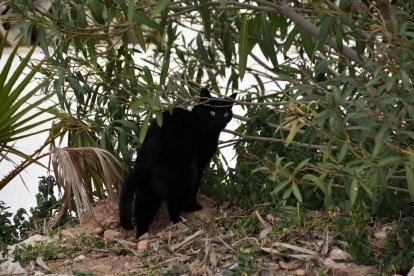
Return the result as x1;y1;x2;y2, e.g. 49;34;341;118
283;26;298;56
279;14;288;40
128;0;161;31
160;48;170;86
292;183;303;202
300;28;314;60
338;141;348;163
350;179;358;206
155;110;163;127
152;0;170;17
139;112;152;143
142;66;154;85
334;20;343;51
132;24;146;51
360;182;376;201
372;126;388;159
239;14;249;80
405;164;414;202
88;0;105;24
304;174;327;195
272;180;290;195
0;30;8;60
315;16;335;51
133;11;162;31
199;0;211;40
377;156;401;167
197;34;210;63
260;13;278;68
128;0;136;25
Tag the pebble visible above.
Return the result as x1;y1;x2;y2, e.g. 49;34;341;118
137;240;149;252
73;255;86;262
296;269;306;276
103;229;123;240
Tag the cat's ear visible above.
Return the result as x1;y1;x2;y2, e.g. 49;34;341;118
200;87;212;99
229;93;237;102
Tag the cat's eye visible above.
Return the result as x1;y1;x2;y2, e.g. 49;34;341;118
210;111;216;116
223;112;229;117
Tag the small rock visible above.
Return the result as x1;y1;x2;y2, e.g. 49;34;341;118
0;260;28;275
73;255;86;262
407;265;414;276
374;231;387;240
103;229;123;240
36;256;50;271
228;263;239;271
327;248;352;261
34;271;45;276
7;234;53;259
124;262;130;269
137;240;149;252
296;269;306;276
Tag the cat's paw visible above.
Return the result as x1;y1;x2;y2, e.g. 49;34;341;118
136;225;149;238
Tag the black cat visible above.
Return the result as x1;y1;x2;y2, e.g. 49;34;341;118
119;88;237;238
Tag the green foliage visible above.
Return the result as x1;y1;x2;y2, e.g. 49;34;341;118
72;270;94;276
4;0;414;226
0;201;34;252
30;176;77;226
344;226;373;265
73;234;105;250
381;218;414;275
234;247;261;275
13;242;69;265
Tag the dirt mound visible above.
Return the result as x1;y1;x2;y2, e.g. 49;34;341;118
3;195;387;275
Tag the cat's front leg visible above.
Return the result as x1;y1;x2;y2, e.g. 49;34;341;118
182;165;203;212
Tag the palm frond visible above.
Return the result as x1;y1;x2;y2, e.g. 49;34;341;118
49;147;123;228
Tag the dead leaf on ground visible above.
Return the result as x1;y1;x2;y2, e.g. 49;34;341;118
279;259;304;270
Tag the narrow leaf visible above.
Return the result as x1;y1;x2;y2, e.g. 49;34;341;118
239;14;249;80
315;16;335;51
260;13;278;68
283;26;298;56
139;112;151;143
292;183;303;202
405;163;414;203
350;179;358;206
152;0;170;17
199;0;211;40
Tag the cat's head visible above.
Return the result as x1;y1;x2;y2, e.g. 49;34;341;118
193;87;237;130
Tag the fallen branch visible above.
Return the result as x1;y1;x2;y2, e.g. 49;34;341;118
171;229;206;251
272;242;319;256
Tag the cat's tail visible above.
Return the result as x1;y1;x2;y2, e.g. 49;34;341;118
119;167;148;230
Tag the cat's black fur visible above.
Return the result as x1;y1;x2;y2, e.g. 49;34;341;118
119;88;236;238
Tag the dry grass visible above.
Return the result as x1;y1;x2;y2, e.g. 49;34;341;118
50;147;123;228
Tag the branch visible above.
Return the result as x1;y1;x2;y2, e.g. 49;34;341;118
254;0;365;66
223;129;335;150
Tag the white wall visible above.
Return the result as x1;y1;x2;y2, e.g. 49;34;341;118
0;47;52;216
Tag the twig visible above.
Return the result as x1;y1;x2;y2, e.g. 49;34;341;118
108;237;136;247
272;241;319;256
171;229;206;251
